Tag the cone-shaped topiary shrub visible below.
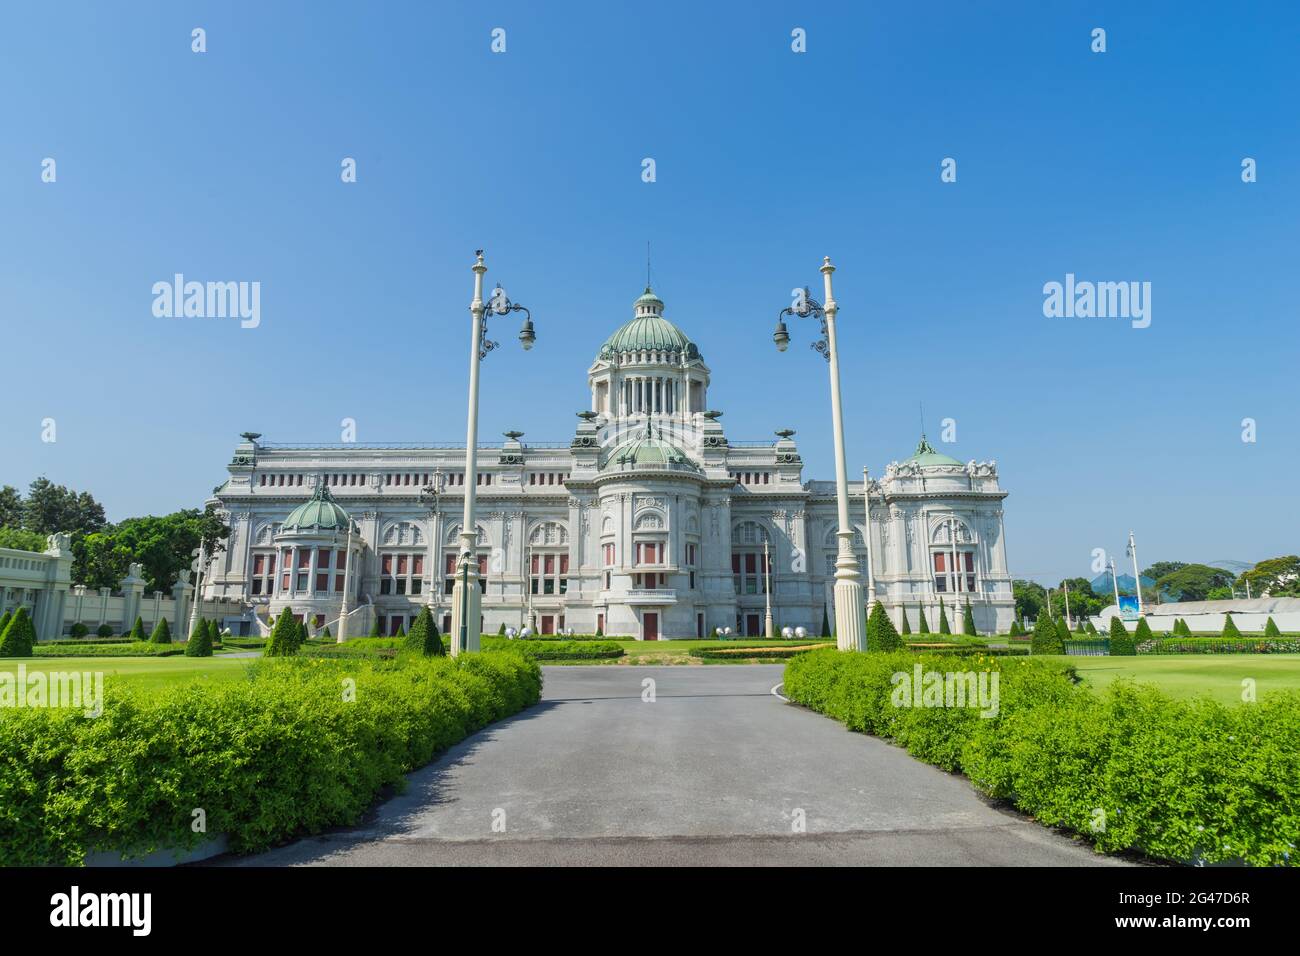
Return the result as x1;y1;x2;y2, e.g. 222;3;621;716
497;622;506;635
185;617;213;657
1264;616;1281;638
917;605;930;634
865;601;904;652
0;607;36;657
149;617;172;645
1008;618;1023;637
595;623;603;636
821;606;831;639
321;626;331;641
96;623;113;638
369;616;381;637
1030;613;1063;654
937;599;951;635
962;599;976;636
899;606;911;635
0;611;10;637
405;606;444;656
128;616;146;642
207;618;221;648
265;610;300;657
1055;616;1071;649
1109;616;1136;655
1221;613;1241;639
1133;616;1153;647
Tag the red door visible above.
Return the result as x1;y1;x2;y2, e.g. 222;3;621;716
541;615;554;635
746;613;760;637
644;612;659;641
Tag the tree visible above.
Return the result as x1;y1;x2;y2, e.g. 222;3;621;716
865;601;903;652
0;608;36;656
321;626;332;640
820;606;831;639
962;599;976;636
70;622;88;639
497;622;506;635
406;606;444;656
1143;560;1188;582
72;507;231;594
937;599;950;635
917;605;929;634
185;617;213;657
207;618;221;647
266;610;300;657
1012;579;1047;622
1133;616;1154;647
899;606;911;636
0;486;22;528
128;616;146;642
0;527;46;552
1008;618;1023;637
96;623;113;638
1049;578;1105;623
1264;616;1281;638
1055;616;1070;649
369;615;381;637
21;477;107;537
1239;556;1300;598
149;617;172;645
1109;616;1136;655
1031;613;1062;654
1221;613;1242;639
1155;564;1236;602
0;611;9;637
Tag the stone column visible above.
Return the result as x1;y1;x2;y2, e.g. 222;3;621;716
120;564;146;633
172;572;193;639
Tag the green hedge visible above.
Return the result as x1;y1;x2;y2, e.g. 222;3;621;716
481;638;624;660
783;649;1299;866
689;643;831;661
43;637;135;646
0;652;542;865
217;637;266;649
31;642;186;658
1141;637;1300;655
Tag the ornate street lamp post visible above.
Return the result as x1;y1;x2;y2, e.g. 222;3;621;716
450;251;536;656
771;258;865;651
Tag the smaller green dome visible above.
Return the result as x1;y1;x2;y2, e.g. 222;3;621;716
282;482;352;532
908;435;962;468
601;421;701;473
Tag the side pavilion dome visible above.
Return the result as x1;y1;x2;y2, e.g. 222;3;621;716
281;482;352;532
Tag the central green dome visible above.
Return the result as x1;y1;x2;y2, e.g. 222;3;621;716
282;482;352;532
599;287;701;360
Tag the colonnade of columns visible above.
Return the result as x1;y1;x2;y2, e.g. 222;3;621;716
620;375;683;415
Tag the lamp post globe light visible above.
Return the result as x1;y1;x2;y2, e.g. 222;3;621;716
771;257;865;652
450;251;536;656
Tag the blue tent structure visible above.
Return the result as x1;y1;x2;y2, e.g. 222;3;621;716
1090;571;1157;597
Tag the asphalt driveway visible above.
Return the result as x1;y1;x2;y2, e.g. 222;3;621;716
217;664;1130;866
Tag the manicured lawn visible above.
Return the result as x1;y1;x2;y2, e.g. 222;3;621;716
0;655;254;693
1068;654;1300;704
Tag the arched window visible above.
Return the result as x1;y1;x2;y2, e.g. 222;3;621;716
443;522;491;596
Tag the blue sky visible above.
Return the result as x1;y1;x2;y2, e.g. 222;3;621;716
1;1;1296;585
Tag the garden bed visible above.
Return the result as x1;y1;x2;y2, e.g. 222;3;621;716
0;652;542;865
783;648;1299;866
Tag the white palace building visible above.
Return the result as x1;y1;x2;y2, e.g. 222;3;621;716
200;287;1016;639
